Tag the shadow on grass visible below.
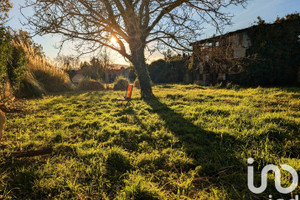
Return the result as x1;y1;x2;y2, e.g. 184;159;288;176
0;158;40;198
144;97;255;199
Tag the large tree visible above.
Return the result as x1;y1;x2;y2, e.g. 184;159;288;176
23;0;246;98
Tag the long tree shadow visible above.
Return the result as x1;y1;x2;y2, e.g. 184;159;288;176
145;97;252;199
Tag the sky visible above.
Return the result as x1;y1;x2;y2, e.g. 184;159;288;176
7;0;300;65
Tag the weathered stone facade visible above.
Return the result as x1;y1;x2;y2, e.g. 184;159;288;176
190;28;252;85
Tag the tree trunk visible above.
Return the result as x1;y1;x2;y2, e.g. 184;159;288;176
130;45;154;99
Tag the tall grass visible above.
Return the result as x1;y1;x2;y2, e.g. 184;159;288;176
15;71;45;98
13;40;73;96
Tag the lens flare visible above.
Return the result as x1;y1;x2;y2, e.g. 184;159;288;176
110;36;117;45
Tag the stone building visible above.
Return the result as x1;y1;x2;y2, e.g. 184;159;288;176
190;27;252;85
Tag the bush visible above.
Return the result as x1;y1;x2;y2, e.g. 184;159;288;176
7;45;28;92
134;79;140;89
15;72;45;98
0;27;11;98
148;59;167;83
113;76;129;90
78;77;105;91
148;55;188;84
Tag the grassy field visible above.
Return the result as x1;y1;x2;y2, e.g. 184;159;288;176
1;85;299;199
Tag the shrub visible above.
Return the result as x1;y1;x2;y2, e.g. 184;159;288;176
148;59;167;83
113;76;129;90
134;79;140;89
0;27;11;98
148;55;188;84
7;45;28;92
15;71;45;98
78;77;105;91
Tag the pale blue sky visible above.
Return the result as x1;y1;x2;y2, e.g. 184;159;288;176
7;0;300;65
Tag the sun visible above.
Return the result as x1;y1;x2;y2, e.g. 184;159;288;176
110;36;118;46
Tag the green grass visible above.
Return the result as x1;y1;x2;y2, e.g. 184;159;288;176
1;85;299;199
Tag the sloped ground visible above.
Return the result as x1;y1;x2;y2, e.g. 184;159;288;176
1;85;299;199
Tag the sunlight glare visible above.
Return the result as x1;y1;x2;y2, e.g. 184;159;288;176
110;36;118;46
